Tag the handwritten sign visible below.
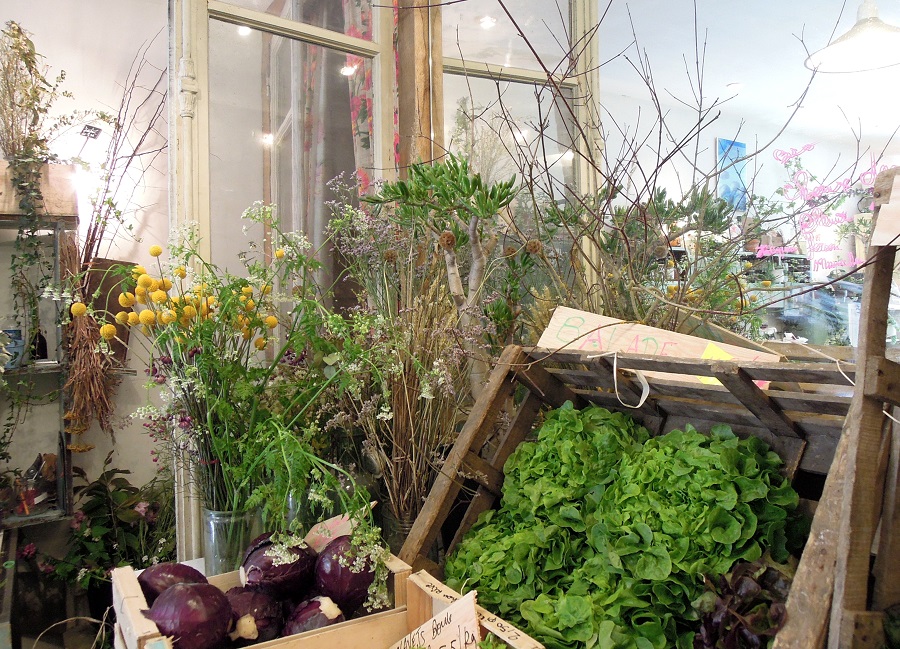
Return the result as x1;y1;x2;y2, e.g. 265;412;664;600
407;572;544;649
536;307;780;385
390;591;480;649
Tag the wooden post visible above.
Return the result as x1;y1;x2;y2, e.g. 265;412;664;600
397;0;444;170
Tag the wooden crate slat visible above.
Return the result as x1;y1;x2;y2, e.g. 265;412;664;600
711;361;804;439
399;346;531;566
448;391;545;555
873;409;900;610
863;355;900;407
462;451;503;496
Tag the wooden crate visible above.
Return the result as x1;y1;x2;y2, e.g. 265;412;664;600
400;343;855;568
111;557;542;649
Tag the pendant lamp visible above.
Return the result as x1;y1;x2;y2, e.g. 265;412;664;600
805;0;900;73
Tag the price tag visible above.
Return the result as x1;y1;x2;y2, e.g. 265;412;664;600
389;591;480;649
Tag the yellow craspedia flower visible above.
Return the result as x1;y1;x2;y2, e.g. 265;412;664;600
149;278;161;292
254;337;267;350
264;315;278;329
127;312;141;327
239;294;248;303
274;248;285;259
182;304;198;319
118;292;136;308
174;267;187;279
200;302;210;317
149;245;163;257
171;295;181;305
241;328;252;340
160;278;173;291
260;284;272;295
241;286;254;296
70;302;87;317
206;296;217;307
159;309;176;325
134;286;148;305
244;299;255;312
139;309;157;326
137;274;154;289
132;264;147;277
99;323;118;340
115;311;129;325
151;289;168;304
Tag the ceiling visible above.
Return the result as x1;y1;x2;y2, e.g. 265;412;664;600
597;0;900;145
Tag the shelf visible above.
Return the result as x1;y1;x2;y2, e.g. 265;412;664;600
0;213;77;229
2;361;63;375
0;508;65;529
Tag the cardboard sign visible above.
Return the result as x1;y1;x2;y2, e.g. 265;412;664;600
871;173;900;247
536;307;780;385
390;591;480;649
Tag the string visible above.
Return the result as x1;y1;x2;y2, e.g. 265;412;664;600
585;350;650;409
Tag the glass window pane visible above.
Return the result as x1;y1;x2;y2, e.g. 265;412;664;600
207;18;376;286
442;0;569;70
219;0;374;40
443;73;575;197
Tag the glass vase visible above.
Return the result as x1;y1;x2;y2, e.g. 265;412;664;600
201;508;262;576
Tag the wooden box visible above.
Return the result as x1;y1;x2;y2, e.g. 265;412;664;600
111;556;542;649
399;343;854;568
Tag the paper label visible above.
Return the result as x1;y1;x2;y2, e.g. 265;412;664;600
390;591;480;649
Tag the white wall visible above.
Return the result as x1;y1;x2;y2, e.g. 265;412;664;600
0;0;170;490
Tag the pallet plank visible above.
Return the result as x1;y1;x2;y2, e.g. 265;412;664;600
712;361;804;439
863;356;900;408
873;408;900;609
399;346;529;567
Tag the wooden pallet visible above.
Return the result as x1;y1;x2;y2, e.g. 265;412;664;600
399;340;856;569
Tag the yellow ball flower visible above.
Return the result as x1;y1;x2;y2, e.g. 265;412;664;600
244;299;255;312
171;295;181;305
260;284;272;296
70;302;87;317
151;289;168;304
254;337;267;350
132;264;147;277
241;328;252;340
118;292;136;308
275;248;285;259
160;278;173;291
241;286;254;296
127;312;141;326
137;274;154;289
115;311;129;325
149;278;161;292
182;304;198;319
149;245;163;257
139;309;157;326
264;315;278;329
175;268;187;281
159;309;176;325
99;323;118;340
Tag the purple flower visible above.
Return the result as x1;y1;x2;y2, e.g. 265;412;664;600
17;542;36;560
134;501;150;518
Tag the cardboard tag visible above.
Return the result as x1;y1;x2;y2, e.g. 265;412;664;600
302;502;377;553
871;173;900;246
390;591;480;649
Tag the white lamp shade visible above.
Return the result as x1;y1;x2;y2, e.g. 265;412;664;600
805;1;900;73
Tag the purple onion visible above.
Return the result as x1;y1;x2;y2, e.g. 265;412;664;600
138;562;209;606
240;532;317;598
225;586;282;644
314;535;376;615
142;582;232;649
281;596;344;637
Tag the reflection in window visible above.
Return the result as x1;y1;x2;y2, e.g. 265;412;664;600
442;0;569;71
207;19;375;292
218;0;374;41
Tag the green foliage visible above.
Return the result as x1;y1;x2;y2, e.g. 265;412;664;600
445;403;804;649
51;452;176;590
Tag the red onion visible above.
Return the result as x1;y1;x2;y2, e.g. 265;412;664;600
281;596;344;637
143;582;232;649
314;535;376;615
138;562;208;605
225;586;282;644
240;532;317;598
